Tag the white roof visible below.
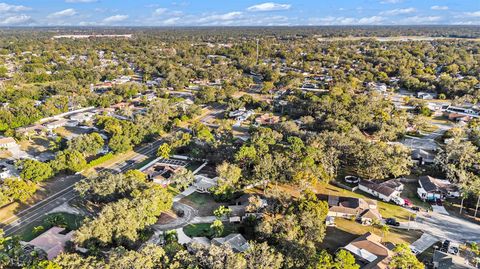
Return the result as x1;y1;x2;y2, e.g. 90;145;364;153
344;243;378;262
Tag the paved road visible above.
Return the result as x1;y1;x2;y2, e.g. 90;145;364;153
400;211;480;244
1;139;163;236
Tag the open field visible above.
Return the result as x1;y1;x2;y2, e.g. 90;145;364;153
180;192;228;216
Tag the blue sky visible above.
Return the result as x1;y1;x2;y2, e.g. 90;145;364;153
0;0;478;26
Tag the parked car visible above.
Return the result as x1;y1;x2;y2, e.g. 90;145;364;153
412;206;420;212
344;176;360;184
403;198;413;207
385;218;400;226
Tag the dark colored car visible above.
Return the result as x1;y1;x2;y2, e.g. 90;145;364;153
385;218;400;226
412;206;420;212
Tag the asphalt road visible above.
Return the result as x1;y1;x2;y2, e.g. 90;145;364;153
1;139;164;236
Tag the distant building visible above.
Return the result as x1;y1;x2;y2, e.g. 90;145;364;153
341;232;393;269
417;91;437;100
43;119;68;131
27;227;74;260
255;113;280;125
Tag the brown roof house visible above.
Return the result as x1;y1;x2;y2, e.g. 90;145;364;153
255;113;280;125
359;179;405;206
327;195;381;225
27;227;74;260
341;232;393;269
143;163;183;186
418;176;460;201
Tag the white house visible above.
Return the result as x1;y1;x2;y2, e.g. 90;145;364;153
43;119;68;131
358;179;404;205
417;176;460;201
194;175;219;193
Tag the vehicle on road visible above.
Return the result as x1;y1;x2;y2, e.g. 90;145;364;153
409;245;420;255
403;198;413;207
412;206;420;211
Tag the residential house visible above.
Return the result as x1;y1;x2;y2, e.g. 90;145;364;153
27;227;74;260
417;91;437;100
417;176;460;201
43;119;68;131
255;113;280;125
326;195;381;225
144;163;183;185
432;250;475;269
358;179;404;205
411;149;435;165
70;112;95;123
0;136;17;150
194;175;219;193
341;232;393;269
211;233;250;253
228;108;254;123
228;194;267;223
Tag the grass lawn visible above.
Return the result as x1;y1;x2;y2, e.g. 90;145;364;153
401;182;431;210
183;222;240;239
19;212;84;241
334;218;422;245
180;192;228;216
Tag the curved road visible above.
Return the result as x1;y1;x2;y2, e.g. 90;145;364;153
152;202;198;231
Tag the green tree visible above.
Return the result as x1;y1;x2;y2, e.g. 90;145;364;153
20;160;53;182
389;244;424;269
210;219;224;237
157;143;171;159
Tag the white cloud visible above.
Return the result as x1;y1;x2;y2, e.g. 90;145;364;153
380;0;403;4
153;8;168;16
162;17;180;25
47;8;77;18
399;16;441;24
358;16;384;24
311;16;385;25
65;0;97;3
102;15;129;23
196;11;243;23
380;8;416;15
247;2;291;12
431;5;448;11
464;11;480;17
0;14;31;25
0;3;31;13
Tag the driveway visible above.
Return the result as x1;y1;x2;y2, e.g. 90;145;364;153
431;205;450;215
410;233;439;253
152;202;197;231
